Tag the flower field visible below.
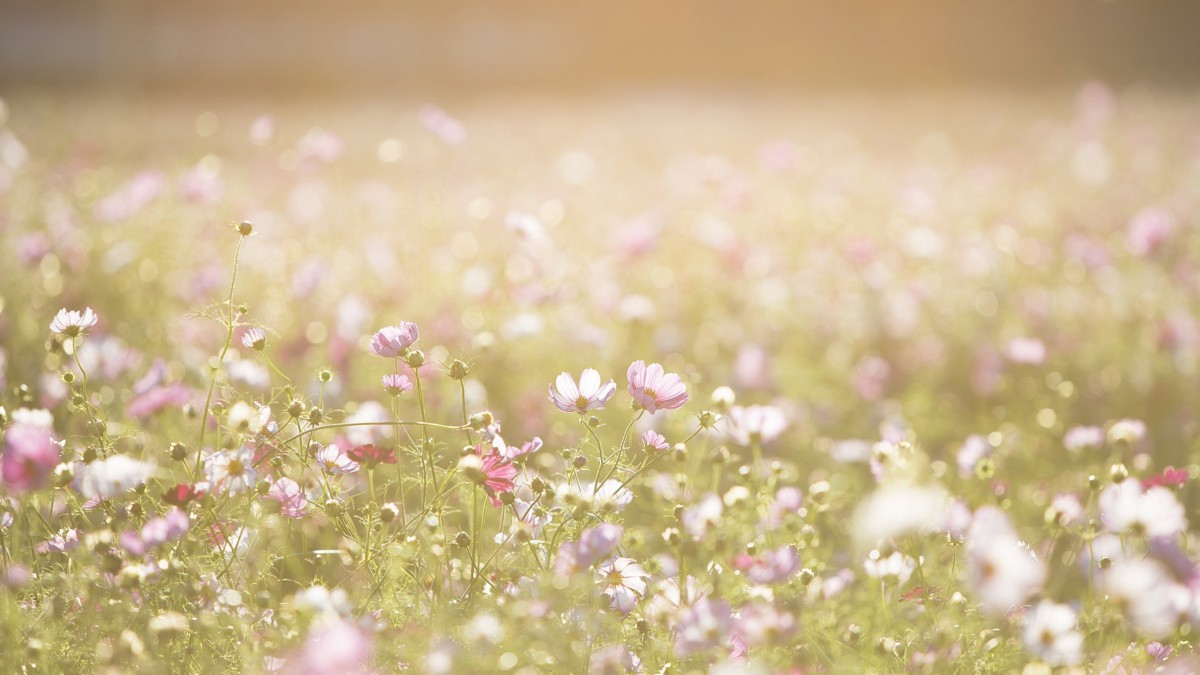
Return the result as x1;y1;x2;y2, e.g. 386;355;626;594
2;86;1200;672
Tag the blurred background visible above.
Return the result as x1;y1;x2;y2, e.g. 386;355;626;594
3;0;1200;92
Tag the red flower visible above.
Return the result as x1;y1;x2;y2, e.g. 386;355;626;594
163;483;206;507
346;444;397;467
1143;466;1189;490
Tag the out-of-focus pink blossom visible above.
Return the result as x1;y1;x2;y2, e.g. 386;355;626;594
266;478;308;518
1;423;60;493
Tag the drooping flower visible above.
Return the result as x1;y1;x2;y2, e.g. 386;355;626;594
49;307;99;337
266;477;308;518
74;454;156;499
314;444;359;475
548;369;617;414
596;557;651;614
204;447;258;495
626;360;689;413
369;323;419;357
1021;600;1084;666
1;423;61;493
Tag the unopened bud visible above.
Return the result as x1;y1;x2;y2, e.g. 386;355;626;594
236;221;254;237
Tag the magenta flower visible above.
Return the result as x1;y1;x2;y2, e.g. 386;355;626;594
502;436;543;460
369;322;419;357
266;477;308;518
627;360;688;413
1;423;60;493
548;369;617;414
476;448;518;506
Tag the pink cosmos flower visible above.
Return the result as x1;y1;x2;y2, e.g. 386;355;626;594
381;373;413;395
626;360;688;413
122;508;191;555
1004;338;1046;365
502;436;543;460
125;383;193;419
1;423;60;493
285;618;372;675
674;597;732;657
463;446;518;507
732;545;799;584
369;323;419;357
555;523;624;575
1099;480;1187;538
267;478;308;518
548;369;617;414
641;430;670;453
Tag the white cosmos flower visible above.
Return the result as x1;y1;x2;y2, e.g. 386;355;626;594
73;455;157;499
852;483;947;547
1099;480;1187;538
314;443;359;475
1021;600;1083;666
204;447;257;495
50;307;99;337
724;405;787;446
596;557;650;614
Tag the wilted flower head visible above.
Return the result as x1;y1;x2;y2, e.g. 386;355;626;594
1;423;61;493
627;360;689;413
548;369;617;414
50;307;99;337
369;323;419;357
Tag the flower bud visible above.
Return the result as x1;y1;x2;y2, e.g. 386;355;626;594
236;221;254;236
458;454;485;484
448;359;470;380
379;503;399;523
405;350;426;368
711;386;736;410
61;371;75;384
168;442;188;462
318;369;333;383
468;411;494;431
572;455;588;469
1110;463;1129;483
698;410;720;429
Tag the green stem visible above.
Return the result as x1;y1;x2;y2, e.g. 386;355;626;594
196;235;246;478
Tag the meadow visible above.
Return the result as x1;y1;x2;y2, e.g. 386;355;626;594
1;86;1199;672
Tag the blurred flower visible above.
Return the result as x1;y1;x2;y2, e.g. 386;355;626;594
956;435;991;478
285;618;371;675
733;545;799;584
1108;419;1146;444
682;493;724;540
736;602;797;646
74;454;156;499
1099;480;1187;538
966;507;1045;616
596;557;650;614
852;483;947;547
1021;600;1083;666
724;405;787;446
502;436;543;460
548;369;617;414
369;323;419;357
863;550;915;584
346;444;396;468
627;360;689;413
1004;337;1046;365
49;307;98;337
1063;425;1105;451
267;477;308;518
1101;559;1180;638
419;105;467;146
674;597;732;657
1;423;60;493
1143;466;1188;490
555;524;623;575
163;482;205;507
1127;207;1176;257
